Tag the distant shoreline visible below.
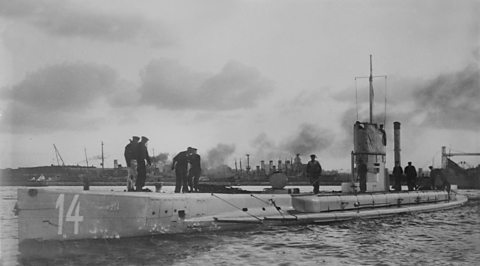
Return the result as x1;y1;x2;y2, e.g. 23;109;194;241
0;180;342;187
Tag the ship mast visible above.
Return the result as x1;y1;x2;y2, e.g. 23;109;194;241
355;55;387;124
369;54;373;123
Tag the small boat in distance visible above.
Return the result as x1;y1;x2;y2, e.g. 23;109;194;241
15;56;467;243
26;174;48;187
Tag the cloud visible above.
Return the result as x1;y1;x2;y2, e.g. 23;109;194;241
334;63;480;132
413;64;480;130
0;62;118;133
198;61;274;109
138;59;273;110
0;0;171;45
246;124;336;163
205;143;236;168
279;123;335;155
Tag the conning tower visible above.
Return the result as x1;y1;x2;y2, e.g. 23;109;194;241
344;55;388;193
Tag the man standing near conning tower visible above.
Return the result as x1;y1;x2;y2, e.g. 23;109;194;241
393;161;403;191
404;161;417;191
306;154;322;194
357;158;368;193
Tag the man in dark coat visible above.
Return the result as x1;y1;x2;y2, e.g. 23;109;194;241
135;136;151;191
306;154;322;194
124;136;140;191
404;161;417;191
357;158;368;193
393;161;403;191
172;147;190;193
188;148;201;192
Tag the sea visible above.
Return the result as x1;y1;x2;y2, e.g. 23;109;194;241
1;186;479;266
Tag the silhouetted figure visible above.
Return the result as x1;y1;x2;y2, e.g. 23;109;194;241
188;148;201;192
379;124;386;146
306;154;322;194
357;159;368;193
135;136;151;191
172;147;190;193
124;136;139;191
393;162;403;191
404;162;417;191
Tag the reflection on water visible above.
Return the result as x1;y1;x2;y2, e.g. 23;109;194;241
2;186;480;266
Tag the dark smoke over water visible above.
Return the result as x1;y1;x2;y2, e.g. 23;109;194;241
205;143;236;169
413;64;480;130
151;153;169;164
246;124;335;163
280;123;335;155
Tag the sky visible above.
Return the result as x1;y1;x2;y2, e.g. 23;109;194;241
0;0;479;172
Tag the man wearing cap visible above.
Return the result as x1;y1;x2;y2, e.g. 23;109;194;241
306;154;322;194
172;147;190;193
135;136;151;191
404;161;417;191
188;148;201;192
393;161;403;191
124;136;139;191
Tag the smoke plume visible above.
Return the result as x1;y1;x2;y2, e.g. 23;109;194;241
280;123;335;155
205;143;236;169
413;64;480;130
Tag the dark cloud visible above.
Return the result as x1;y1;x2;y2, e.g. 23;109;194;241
280;123;335;155
246;124;335;164
139;59;273;110
335;64;480;132
205;143;236;168
198;61;274;109
0;0;171;45
413;64;480;130
0;62;118;133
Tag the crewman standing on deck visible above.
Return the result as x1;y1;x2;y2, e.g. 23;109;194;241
306;154;322;194
393;162;403;191
124;136;140;191
357;159;368;193
172;147;190;193
404;162;417;191
135;136;151;191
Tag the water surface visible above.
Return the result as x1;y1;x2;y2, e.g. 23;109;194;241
1;186;479;265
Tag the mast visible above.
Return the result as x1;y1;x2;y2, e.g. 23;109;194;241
84;147;89;167
369;54;374;123
101;141;104;169
355;55;386;124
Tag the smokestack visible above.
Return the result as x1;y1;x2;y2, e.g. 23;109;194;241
441;146;447;169
394;122;401;165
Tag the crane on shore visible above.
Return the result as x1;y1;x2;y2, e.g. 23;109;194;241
53;144;65;166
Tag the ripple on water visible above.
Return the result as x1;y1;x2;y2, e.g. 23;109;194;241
2;187;480;265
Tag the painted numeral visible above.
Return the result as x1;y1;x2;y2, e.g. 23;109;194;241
55;194;84;235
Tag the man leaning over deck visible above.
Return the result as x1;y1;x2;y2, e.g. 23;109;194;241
172;147;190;193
